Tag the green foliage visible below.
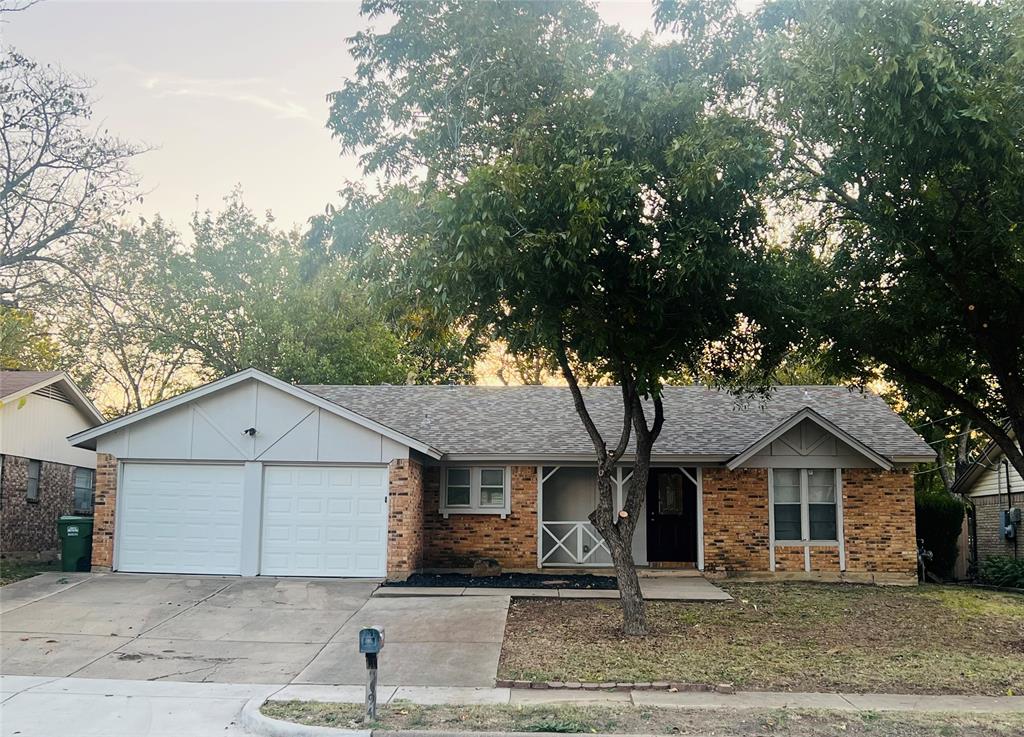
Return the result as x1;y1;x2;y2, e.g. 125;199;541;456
914;485;965;578
979;557;1024;590
0;307;60;371
138;192;411;386
756;0;1024;476
328;0;627;180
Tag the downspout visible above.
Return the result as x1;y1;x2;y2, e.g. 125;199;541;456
1005;458;1019;560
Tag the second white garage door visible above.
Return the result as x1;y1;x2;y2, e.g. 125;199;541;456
260;465;388;577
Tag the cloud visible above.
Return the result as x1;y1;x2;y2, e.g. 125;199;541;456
140;73;318;123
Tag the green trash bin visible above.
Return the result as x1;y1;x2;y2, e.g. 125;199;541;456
58;515;93;572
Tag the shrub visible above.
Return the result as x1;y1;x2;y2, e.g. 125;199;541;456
979;556;1024;589
914;487;966;578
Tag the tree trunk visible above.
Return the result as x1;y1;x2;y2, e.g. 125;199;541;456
591;461;647;636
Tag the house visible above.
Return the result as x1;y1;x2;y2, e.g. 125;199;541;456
1;371;105;558
69;369;934;583
952;438;1023;565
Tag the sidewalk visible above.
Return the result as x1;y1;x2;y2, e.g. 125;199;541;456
267;683;1024;714
4;675;1024;737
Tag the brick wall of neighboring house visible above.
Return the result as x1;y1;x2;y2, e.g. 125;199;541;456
972;491;1024;563
0;454;76;557
842;468;916;577
701;467;770;572
90;453;118;570
421;465;538;569
387;458;426;578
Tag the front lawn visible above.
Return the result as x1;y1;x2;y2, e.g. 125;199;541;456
499;583;1024;695
262;701;1024;736
0;558;60;586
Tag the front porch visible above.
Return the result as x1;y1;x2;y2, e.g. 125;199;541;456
538;465;703;570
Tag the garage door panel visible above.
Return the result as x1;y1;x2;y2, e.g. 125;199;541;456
260;465;387;577
118;463;245;575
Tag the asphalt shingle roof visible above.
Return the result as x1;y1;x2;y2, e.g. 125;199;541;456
0;370;62;400
301;384;933;461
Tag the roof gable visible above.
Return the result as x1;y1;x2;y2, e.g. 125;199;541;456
0;371;104;426
725;407;893;470
68;368;440;458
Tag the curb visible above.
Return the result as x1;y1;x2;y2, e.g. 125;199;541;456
240;696;370;737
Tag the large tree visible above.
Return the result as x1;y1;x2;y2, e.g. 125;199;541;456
329;1;783;634
0;50;142;304
754;0;1024;482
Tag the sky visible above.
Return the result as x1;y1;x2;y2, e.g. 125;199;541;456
3;0;666;232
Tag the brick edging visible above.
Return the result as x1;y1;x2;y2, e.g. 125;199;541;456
495;680;736;694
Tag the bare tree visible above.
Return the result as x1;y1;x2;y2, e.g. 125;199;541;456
0;50;143;304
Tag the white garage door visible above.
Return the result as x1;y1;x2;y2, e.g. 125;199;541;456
260;465;388;577
117;463;245;574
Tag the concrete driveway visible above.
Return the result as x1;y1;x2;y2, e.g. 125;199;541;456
0;573;509;687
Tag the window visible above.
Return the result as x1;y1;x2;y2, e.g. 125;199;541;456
772;468;802;541
74;468;95;514
657;473;685;515
771;468;839;543
479;469;505;507
445;468;472;507
26;459;41;502
441;467;509;516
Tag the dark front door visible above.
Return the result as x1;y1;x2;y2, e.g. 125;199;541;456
646;468;698;563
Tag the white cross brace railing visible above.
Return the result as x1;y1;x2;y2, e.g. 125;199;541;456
540;521;612;566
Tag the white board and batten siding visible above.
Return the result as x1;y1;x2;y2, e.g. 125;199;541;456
98;378;407;577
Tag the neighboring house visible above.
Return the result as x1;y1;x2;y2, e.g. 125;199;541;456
952;438;1023;566
1;371;105;558
70;369;934;583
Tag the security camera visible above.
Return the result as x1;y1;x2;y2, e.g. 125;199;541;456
242;427;257;437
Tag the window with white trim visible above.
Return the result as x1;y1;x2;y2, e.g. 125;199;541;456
771;468;838;542
441;467;510;516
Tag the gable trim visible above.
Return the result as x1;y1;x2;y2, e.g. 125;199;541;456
2;372;105;426
68;368;442;459
726;406;893;471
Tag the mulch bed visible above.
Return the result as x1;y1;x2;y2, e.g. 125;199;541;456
383;572;618;589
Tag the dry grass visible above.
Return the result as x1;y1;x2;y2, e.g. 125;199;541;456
0;559;59;586
499;583;1024;695
261;701;1024;736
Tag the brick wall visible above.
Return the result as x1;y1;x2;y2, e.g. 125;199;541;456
842;468;916;576
702;467;770;572
387;458;426;578
422;465;538;569
972;491;1024;563
0;454;76;556
773;545;805;572
90;453;118;570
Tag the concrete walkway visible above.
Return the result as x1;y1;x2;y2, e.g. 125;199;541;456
374;576;732;601
267;683;1024;714
4;676;1024;737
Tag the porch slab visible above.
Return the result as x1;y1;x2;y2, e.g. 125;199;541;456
372;578;731;601
639;576;732;601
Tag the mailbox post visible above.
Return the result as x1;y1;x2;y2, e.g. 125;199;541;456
359;626;385;721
